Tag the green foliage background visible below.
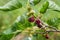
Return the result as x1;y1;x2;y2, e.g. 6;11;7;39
0;0;60;40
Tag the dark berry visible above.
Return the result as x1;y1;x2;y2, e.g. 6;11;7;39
35;19;42;28
37;24;42;28
35;19;41;24
28;16;35;22
45;34;49;39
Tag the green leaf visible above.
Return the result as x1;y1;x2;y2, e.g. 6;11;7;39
0;34;13;40
30;0;41;6
40;1;49;13
4;13;32;33
47;17;60;28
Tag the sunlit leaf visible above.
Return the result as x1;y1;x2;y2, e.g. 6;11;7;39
0;0;28;11
48;0;60;12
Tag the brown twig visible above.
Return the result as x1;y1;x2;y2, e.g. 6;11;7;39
46;30;60;32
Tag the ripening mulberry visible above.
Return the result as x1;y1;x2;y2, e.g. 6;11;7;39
28;16;35;22
35;19;41;24
35;19;42;28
